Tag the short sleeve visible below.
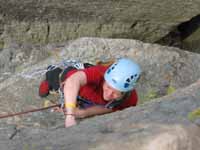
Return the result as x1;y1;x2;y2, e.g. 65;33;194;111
81;65;108;84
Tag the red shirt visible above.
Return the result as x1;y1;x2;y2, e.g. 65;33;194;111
67;65;138;111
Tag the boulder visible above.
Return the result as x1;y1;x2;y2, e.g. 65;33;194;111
0;38;200;149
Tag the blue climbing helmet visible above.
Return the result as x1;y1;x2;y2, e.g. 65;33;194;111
104;58;141;92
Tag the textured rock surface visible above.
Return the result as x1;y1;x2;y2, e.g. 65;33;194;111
0;38;200;149
54;37;200;103
157;15;200;52
0;0;200;49
1;37;200;112
1;71;200;150
182;26;200;52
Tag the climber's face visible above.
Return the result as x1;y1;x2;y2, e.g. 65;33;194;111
103;81;124;101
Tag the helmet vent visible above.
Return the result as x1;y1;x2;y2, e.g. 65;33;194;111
124;83;130;88
107;69;111;74
104;58;141;92
112;79;117;83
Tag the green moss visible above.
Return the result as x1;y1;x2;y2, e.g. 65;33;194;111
188;108;200;121
0;40;4;49
23;144;29;150
23;143;36;150
22;144;53;150
139;89;158;104
167;86;176;95
147;90;157;99
44;146;53;150
15;65;24;73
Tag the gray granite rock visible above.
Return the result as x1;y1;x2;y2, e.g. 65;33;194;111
0;38;200;149
0;0;200;50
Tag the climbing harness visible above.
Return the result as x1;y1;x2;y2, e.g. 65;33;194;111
39;59;94;97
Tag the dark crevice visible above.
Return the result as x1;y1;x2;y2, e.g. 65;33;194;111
9;51;14;61
9;127;20;140
156;28;182;48
156;14;200;52
25;24;31;32
45;19;50;43
130;22;137;29
178;14;200;40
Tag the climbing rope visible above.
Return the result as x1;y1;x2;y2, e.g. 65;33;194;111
0;104;61;119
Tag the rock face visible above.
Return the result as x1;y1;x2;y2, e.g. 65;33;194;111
60;38;200;102
0;38;200;149
181;16;200;52
0;0;200;52
157;15;200;52
2;82;200;150
0;43;50;79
